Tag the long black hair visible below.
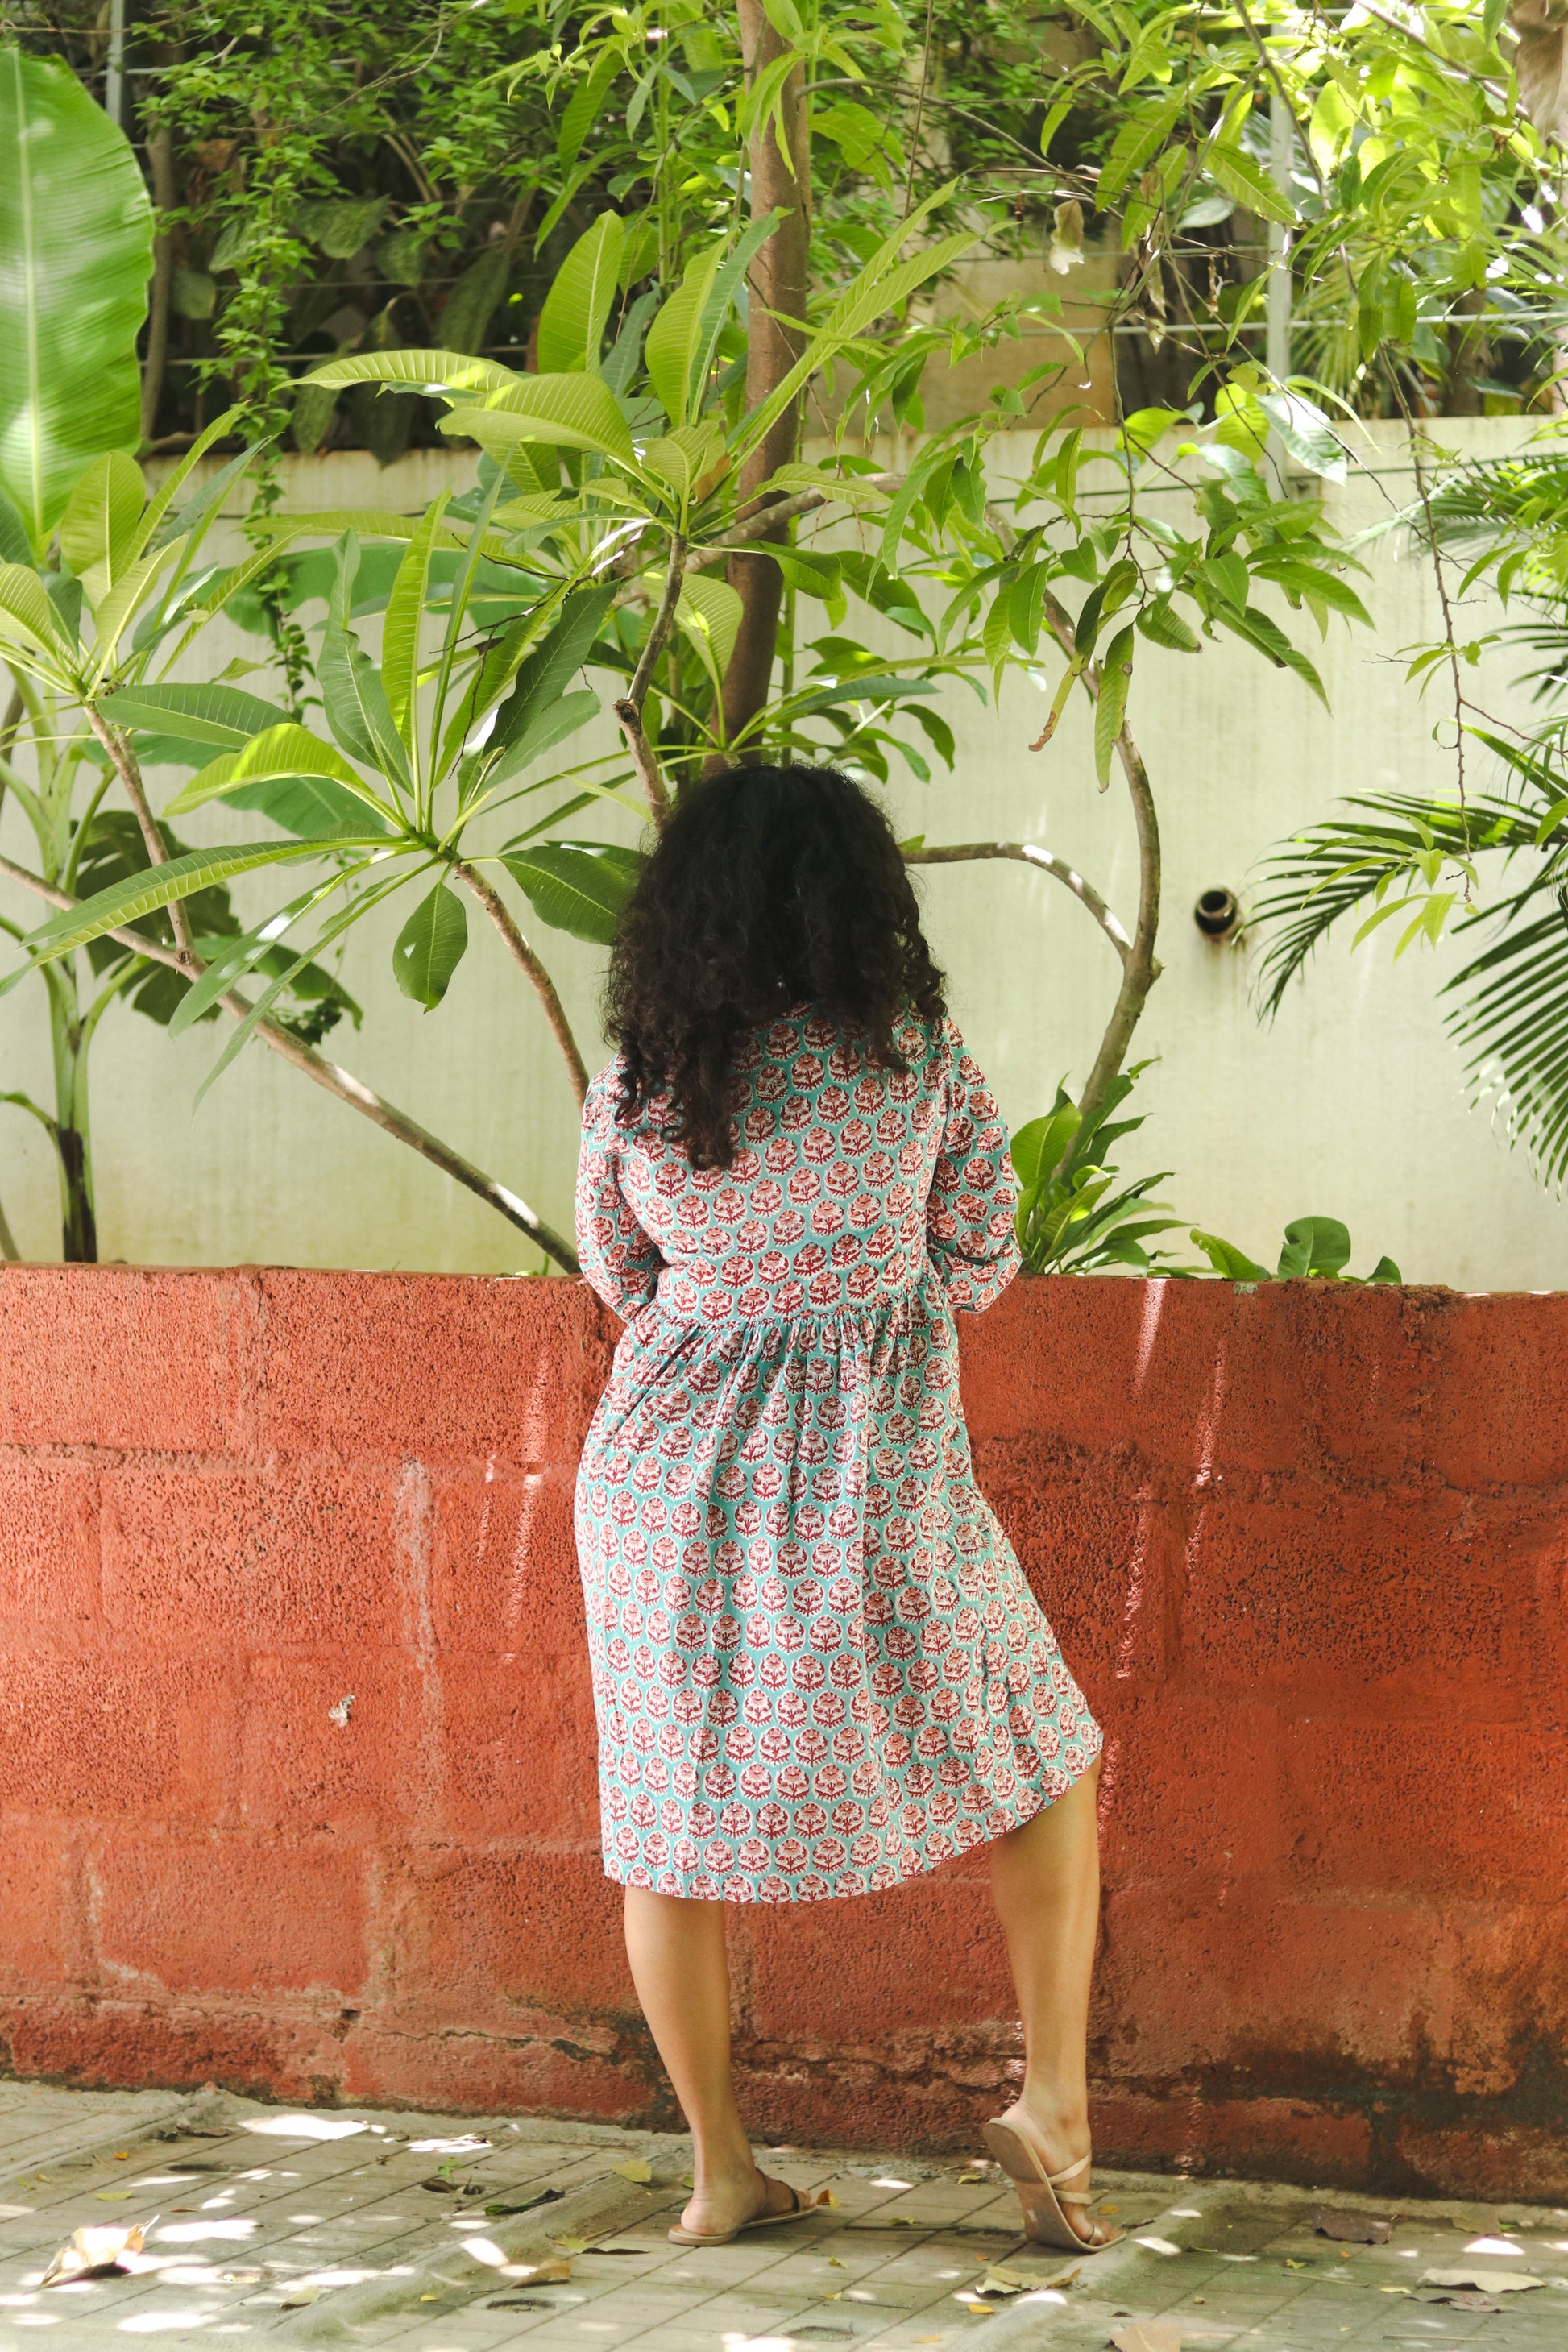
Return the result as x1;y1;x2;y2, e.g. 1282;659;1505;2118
604;762;947;1169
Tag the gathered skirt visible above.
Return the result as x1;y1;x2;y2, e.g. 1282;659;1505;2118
575;1265;1101;1904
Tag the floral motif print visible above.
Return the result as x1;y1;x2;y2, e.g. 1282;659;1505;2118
574;1008;1101;1904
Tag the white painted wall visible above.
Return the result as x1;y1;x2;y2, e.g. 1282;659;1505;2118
1;421;1560;1288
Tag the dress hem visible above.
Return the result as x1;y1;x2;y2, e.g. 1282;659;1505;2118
596;1730;1104;1906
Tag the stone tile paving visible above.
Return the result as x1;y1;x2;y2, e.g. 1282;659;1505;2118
0;2088;1562;2352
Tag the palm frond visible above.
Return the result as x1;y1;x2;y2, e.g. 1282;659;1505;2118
1250;793;1532;1017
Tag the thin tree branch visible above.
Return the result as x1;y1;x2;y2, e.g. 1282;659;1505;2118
448;855;590;1103
905;840;1132;965
612;698;671;828
1039;587;1164;1135
615;533;687;826
83;709;200;973
628;534;687;707
0;849;578;1268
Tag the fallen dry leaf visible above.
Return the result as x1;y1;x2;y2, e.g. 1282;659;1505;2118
1110;2325;1182;2352
978;2271;1024;2297
827;2255;846;2267
1425;2290;1508;2311
848;2217;924;2231
42;2222;147;2285
486;2186;563;2217
1419;2267;1544;2292
551;2236;590;2255
92;2192;133;2202
610;2159;653;2183
1313;2209;1391;2244
280;2284;321;2308
512;2257;572;2284
421;2176;459;2194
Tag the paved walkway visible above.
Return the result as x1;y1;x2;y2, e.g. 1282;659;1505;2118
0;2084;1562;2349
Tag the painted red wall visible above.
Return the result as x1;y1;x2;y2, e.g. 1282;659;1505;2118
1;1267;1563;2196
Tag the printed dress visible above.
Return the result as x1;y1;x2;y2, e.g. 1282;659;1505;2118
573;1006;1101;1905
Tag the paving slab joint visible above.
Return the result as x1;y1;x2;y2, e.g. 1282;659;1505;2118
277;2136;693;2341
0;2084;232;2203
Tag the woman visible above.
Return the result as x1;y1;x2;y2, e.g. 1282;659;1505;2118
574;763;1117;2257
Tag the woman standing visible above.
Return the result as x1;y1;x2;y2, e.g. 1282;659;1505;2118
575;765;1117;2256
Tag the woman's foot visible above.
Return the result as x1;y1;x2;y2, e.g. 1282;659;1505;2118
675;2165;800;2242
985;2101;1119;2250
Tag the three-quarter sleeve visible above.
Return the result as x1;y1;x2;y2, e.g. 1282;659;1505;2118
575;1063;665;1318
924;1018;1022;1313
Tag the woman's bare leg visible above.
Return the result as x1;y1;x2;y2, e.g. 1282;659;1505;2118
623;1887;799;2236
987;1757;1105;2242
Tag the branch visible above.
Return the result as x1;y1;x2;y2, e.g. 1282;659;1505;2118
448;855;589;1103
0;849;578;1269
612;697;671;828
84;708;198;973
1039;588;1164;1135
615;534;687;827
904;840;1132;965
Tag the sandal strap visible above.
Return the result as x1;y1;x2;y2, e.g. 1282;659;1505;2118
1046;2154;1092;2189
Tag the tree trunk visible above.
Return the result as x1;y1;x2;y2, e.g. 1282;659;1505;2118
717;0;811;757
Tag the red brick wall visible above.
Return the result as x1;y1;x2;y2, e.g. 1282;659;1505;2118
1;1267;1563;2196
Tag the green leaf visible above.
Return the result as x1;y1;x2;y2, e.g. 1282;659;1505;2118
222;774;388;840
558;48;620;170
58;452;145;584
442;374;637;467
1093;624;1134;786
1255;392;1346;482
537;212;624;375
1097;94;1184;203
486;687;599;785
440;247;509;358
1224;603;1329;705
1189;1229;1271;1282
165;722;392;823
382;492;450;750
99;680;292;753
0;486;31;568
499;840;643;945
303;347;520;397
22;839;344;964
677;571;743;691
1209;139;1295;227
645;245;725;430
1276;1215;1352;1280
0;559;70;662
392;879;469;1009
0;48;154;544
488;583;616;761
1136;599;1201;653
321;533;412;789
293;195;388;259
1367;1255;1402;1284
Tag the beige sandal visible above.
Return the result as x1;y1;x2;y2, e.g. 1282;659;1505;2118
667;2177;828;2249
981;2109;1125;2254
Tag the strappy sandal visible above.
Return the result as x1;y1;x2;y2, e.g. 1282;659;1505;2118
667;2176;829;2249
981;2108;1126;2255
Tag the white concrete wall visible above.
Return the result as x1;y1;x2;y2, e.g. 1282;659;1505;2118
1;421;1562;1288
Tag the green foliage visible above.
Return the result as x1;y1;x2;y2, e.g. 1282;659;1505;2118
0;48;152;541
1251;431;1568;1194
1189;1219;1400;1285
1013;1062;1186;1275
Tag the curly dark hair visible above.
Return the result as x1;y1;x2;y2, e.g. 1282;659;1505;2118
604;762;947;1169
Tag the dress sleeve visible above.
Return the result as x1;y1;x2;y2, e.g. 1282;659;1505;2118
924;1018;1022;1313
575;1064;665;1318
